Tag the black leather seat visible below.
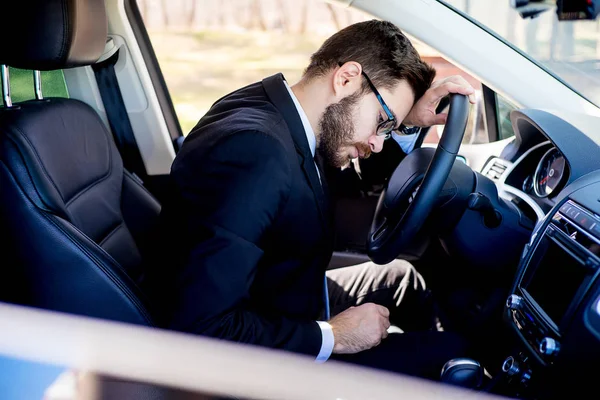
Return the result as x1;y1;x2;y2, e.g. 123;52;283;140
0;0;158;326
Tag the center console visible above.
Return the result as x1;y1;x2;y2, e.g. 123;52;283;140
500;175;600;398
509;200;600;362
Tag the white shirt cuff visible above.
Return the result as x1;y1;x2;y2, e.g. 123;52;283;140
315;321;334;363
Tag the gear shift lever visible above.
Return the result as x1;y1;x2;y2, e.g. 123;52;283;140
440;358;483;389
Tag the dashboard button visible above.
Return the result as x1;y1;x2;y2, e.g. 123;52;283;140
575;210;595;230
560;203;572;214
507;295;523;310
592;223;600;239
539;337;560;356
502;356;521;376
568;208;580;219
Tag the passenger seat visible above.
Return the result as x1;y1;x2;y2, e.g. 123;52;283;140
0;0;159;326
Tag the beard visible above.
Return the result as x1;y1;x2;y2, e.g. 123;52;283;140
318;92;372;168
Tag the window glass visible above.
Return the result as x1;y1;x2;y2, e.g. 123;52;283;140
0;353;255;400
497;93;517;140
0;68;69;106
441;0;600;108
135;0;475;136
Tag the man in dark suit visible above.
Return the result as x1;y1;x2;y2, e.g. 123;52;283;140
149;20;476;380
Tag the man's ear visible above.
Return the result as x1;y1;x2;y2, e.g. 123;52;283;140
332;61;362;98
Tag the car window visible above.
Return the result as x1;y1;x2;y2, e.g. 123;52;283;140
0;67;69;106
135;0;457;136
496;93;517;141
0;354;251;400
424;87;519;146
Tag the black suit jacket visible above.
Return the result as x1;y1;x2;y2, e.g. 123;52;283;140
150;74;334;356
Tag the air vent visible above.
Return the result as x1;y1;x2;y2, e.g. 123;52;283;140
483;158;509;180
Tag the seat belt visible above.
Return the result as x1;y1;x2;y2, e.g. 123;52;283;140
92;42;147;184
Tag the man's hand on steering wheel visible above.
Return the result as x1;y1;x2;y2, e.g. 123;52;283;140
367;90;471;265
403;75;477;127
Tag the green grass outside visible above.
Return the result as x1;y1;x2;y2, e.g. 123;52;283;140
0;68;68;106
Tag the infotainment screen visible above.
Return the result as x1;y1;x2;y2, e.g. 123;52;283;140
523;234;589;326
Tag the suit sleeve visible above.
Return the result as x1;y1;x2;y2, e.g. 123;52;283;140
167;130;323;356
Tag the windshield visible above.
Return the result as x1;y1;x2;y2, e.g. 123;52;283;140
440;0;600;107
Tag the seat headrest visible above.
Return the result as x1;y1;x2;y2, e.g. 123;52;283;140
0;0;107;71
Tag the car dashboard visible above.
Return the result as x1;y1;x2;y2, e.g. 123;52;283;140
482;140;565;226
478;109;600;398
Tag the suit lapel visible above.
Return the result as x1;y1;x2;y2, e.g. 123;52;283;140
262;73;329;231
314;152;332;223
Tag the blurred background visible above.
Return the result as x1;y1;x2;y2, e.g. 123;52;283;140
136;0;600;145
135;0;482;138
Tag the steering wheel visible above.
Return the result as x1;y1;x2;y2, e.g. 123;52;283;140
367;94;470;264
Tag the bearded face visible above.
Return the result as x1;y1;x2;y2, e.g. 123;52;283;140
318;92;372;168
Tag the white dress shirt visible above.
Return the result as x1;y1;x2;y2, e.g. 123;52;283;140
283;81;334;363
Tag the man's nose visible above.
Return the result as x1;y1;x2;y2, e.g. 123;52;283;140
369;135;385;154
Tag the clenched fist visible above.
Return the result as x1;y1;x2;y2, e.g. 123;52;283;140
329;303;391;354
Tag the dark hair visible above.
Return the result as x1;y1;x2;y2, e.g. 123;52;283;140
303;20;436;101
